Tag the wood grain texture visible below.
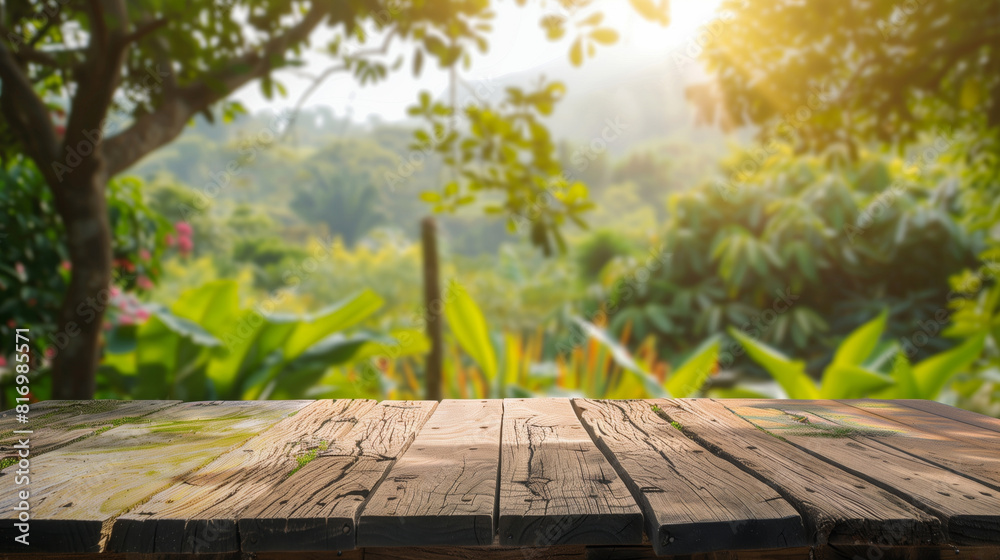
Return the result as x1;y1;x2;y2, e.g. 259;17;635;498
735;399;1000;492
239;400;438;552
0;400;306;554
358;400;502;547
0;400;179;459
654;399;942;546
843;399;1000;451
724;400;1000;545
497;399;643;547
108;399;377;554
573;399;806;555
887;399;1000;435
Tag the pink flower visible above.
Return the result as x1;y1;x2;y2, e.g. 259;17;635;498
14;262;25;278
44;347;55;359
135;308;150;321
110;286;121;298
177;236;194;255
175;221;193;236
136;276;154;290
165;234;175;247
139;249;151;261
60;260;72;271
0;356;6;368
119;315;134;326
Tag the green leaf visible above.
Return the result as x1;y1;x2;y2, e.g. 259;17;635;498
569;37;583;66
590;28;619;45
728;328;819;399
890;353;920;398
444;281;497;381
913;334;986;399
820;364;894;399
282;289;384;358
830;309;887;368
574;317;667;398
666;336;720;397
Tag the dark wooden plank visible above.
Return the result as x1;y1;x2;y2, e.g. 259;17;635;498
573;399;806;555
363;545;587;560
844;399;1000;451
888;399;1000;435
653;399;942;546
725;400;1000;545
108;399;377;553
497;398;643;547
0;400;306;553
239;400;438;552
358;399;502;547
0;400;180;460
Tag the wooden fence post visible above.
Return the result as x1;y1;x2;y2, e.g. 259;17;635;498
421;216;443;401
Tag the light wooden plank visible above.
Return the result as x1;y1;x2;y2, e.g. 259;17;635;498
888;399;1000;435
725;400;1000;545
573;399;806;555
737;399;1000;492
497;398;643;547
0;400;179;461
844;399;1000;450
108;399;377;553
358;399;502;547
239;400;438;552
0;400;306;553
654;399;942;546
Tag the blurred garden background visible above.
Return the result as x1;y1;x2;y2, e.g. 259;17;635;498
1;0;999;415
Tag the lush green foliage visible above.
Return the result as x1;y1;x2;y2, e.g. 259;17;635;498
98;281;426;400
692;0;1000;150
598;141;981;372
726;310;985;400
1;160;171;352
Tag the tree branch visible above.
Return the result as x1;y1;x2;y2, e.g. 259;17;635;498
122;18;168;45
281;30;398;141
63;0;129;160
102;5;333;176
0;39;61;183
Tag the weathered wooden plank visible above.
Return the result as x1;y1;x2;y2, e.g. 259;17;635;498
725;400;1000;545
573;399;806;555
843;399;1000;451
888;399;1000;435
497;398;643;547
108;399;377;553
653;399;942;546
0;400;179;461
0;400;306;553
738;399;1000;492
358;399;502;547
239;400;438;552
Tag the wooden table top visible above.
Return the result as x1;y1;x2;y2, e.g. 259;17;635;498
1;398;999;559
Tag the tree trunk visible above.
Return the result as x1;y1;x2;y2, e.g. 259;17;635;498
48;162;112;400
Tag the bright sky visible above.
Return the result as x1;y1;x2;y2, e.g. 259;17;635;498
234;0;725;122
